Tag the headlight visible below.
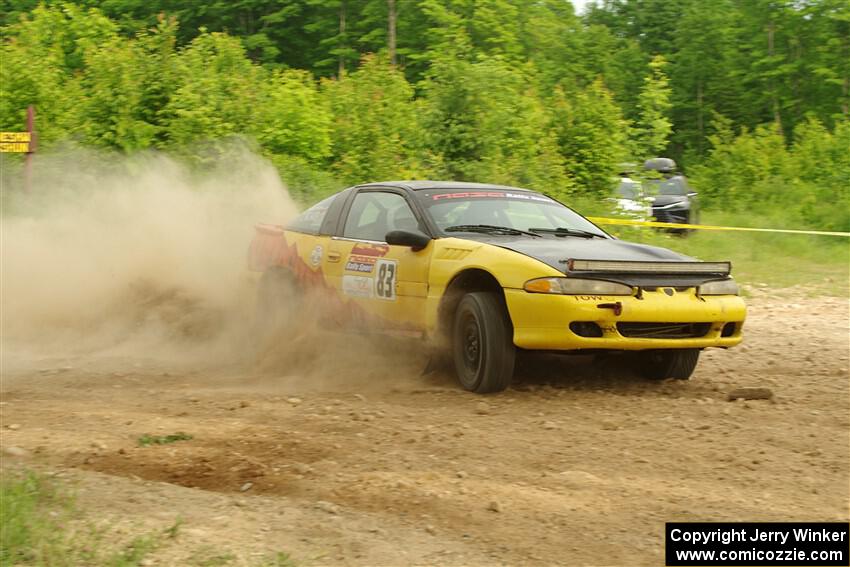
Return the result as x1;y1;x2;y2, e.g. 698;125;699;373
524;277;634;295
699;279;739;295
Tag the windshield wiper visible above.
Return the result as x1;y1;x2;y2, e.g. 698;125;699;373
528;227;606;239
445;224;541;237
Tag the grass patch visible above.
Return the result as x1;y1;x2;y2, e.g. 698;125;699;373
0;470;74;565
0;469;182;566
137;432;193;447
258;551;299;567
188;546;236;566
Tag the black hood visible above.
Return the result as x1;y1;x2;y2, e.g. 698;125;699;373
463;235;727;287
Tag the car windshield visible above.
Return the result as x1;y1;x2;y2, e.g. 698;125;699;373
417;189;608;238
646;177;688;196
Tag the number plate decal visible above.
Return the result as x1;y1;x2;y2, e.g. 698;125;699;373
374;259;398;301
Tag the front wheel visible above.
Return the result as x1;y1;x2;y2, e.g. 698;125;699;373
636;349;700;380
452;292;516;393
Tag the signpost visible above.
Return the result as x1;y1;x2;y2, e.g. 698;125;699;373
1;105;37;192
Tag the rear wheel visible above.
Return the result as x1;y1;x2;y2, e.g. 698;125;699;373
452;292;515;393
636;349;700;380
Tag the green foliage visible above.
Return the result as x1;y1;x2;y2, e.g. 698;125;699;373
164;31;262;147
690;116;850;231
0;3;114;144
1;0;848;227
0;469;182;566
258;551;299;567
420;54;569;194
550;78;630;197
634;54;672;158
137;432;193;446
669;0;738;157
0;470;73;565
268;154;343;206
257;70;331;162
323;55;432;184
79;16;178;150
606;210;850;294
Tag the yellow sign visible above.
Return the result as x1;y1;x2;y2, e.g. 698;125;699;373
1;132;30;142
0;132;32;153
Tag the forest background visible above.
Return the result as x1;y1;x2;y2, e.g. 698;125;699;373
1;0;848;235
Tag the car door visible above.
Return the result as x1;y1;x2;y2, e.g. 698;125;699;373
323;188;432;333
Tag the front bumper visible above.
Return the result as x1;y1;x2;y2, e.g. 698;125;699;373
652;207;689;224
504;287;745;351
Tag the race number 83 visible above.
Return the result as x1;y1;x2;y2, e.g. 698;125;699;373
374;259;397;300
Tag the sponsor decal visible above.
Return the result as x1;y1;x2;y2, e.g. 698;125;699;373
344;253;382;273
432;191;552;203
374;259;398;301
342;275;374;298
345;260;375;273
351;243;390;257
344;245;390;273
310;245;323;267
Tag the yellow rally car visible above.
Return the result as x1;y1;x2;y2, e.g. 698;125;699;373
248;181;745;393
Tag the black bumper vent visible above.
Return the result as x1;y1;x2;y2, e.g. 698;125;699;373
652;209;689;224
617;322;711;339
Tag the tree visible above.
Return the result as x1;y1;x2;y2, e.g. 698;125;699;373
550;78;630;196
669;0;738;158
808;0;850;120
256;69;332;163
163;31;263;147
0;4;118;143
322;54;433;183
420;54;569;192
80;15;179;150
634;54;672;158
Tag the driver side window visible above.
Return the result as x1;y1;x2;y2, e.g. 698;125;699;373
343;192;419;241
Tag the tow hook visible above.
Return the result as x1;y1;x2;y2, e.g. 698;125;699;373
597;302;623;316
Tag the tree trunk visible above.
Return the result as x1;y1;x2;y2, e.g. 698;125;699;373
697;80;704;155
767;19;782;132
339;1;347;78
388;0;397;65
843;30;849;117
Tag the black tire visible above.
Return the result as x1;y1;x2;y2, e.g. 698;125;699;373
255;267;302;336
636;349;700;380
452;292;516;393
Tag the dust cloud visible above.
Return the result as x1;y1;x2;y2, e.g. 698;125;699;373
1;147;296;367
0;147;429;390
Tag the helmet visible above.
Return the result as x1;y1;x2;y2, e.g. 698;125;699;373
643;157;677;173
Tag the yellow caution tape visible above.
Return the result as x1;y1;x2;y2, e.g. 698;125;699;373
586;216;850;238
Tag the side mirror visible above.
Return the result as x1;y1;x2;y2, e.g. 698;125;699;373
386;229;431;252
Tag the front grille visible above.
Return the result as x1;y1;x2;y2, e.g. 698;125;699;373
617;322;710;339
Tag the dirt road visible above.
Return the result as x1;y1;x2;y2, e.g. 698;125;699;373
2;290;848;566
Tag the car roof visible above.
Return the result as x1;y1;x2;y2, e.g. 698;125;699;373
355;180;536;192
